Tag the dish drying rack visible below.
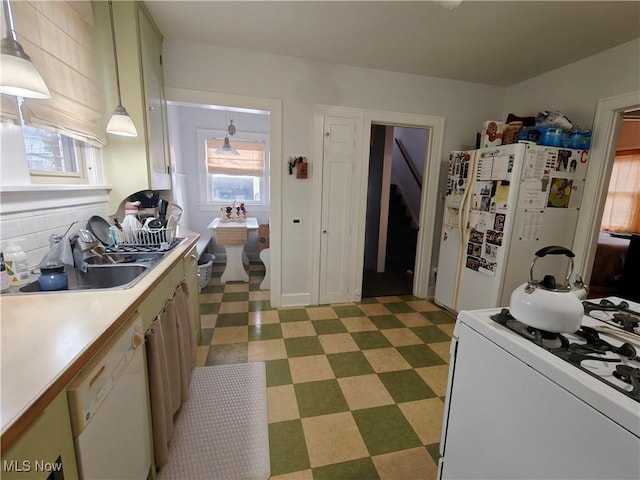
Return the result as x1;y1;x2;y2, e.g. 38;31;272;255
108;203;183;251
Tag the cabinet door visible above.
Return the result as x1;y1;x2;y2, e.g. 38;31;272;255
138;8;170;190
1;392;79;480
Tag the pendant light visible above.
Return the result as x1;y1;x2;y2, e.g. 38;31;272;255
214;119;240;155
105;0;137;137
0;0;50;99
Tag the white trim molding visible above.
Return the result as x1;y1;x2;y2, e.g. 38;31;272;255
573;90;640;284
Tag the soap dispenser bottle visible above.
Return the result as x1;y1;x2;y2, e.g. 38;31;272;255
5;242;30;286
1;252;9;292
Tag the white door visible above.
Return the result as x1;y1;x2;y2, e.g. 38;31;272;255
319;116;356;304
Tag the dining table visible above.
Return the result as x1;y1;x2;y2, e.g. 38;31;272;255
207;217;259;283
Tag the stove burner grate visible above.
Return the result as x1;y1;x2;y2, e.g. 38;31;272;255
491;308;639;402
583;300;640;333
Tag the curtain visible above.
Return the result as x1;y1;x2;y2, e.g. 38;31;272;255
206;137;265;176
9;1;106;146
601;150;640;233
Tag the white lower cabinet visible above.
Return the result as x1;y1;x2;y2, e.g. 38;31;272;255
1;392;79;480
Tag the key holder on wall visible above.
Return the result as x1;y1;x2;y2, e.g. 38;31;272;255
288;156;308;178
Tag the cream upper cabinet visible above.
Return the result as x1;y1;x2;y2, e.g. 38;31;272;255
95;1;171;213
139;7;171;190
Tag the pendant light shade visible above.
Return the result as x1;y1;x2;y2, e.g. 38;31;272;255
0;0;50;99
214;120;240;155
106;104;137;137
106;0;137;137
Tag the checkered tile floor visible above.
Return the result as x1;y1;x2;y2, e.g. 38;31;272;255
196;263;455;480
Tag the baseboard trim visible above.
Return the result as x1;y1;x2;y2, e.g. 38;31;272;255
280;293;311;307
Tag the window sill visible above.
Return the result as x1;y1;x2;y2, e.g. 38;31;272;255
0;184;111;193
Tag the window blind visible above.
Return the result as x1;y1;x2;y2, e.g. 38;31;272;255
206;138;265;176
601;150;640;234
9;1;106;146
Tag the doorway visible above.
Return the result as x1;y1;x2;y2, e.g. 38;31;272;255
311;106;445;305
164;87;283;306
362;124;429;297
573;91;640;293
587;112;640;298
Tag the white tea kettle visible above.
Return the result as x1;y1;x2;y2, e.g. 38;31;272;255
509;246;584;333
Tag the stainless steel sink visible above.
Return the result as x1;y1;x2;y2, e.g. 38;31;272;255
19;264;152;293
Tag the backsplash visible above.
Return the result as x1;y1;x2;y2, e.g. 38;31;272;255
0;193;110;269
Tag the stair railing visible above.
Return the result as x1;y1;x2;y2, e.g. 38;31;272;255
394;138;422;189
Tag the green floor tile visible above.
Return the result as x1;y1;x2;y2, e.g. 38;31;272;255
201;284;224;293
221;291;250;302
327;351;374;378
357;297;380;304
269;420;311;475
332;305;364;318
295;380;349;417
397;344;447;368
426;443;440;465
384;302;417;314
199;328;213;346
312;319;347;335
352;405;422;456
423;310;456;324
350;331;392;350
205;343;248;365
312;457;380;480
284;336;324;357
279;308;311;322
411;325;452;344
249;323;283;341
200;302;220;315
378;369;436;403
266;359;293;387
215;312;249;327
249;299;272;311
369;314;405;329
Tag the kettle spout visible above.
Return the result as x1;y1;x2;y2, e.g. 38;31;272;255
571;274;588;300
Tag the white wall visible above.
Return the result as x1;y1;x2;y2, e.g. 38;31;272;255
503;39;640;126
162;40;505;299
503;38;640;276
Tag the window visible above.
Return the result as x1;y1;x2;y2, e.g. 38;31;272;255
199;130;269;206
23;126;81;174
0;1;104;185
601;150;640;233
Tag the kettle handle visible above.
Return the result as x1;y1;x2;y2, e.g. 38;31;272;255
529;246;575;288
535;246;575;258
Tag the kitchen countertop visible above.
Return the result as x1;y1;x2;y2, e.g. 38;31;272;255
0;228;199;451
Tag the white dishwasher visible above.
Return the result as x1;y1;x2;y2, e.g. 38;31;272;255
68;314;151;480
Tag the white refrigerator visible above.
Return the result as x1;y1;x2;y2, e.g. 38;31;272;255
434;142;589;312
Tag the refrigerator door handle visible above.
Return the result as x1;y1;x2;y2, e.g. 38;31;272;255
452;152;477;310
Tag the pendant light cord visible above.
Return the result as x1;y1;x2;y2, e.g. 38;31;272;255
2;0;17;43
108;0;123;107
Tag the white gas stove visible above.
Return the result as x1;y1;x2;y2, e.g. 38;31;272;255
438;297;640;480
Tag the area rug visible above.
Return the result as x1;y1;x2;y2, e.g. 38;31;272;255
158;363;270;480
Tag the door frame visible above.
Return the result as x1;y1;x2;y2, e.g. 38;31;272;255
311;105;445;304
164;87;283;306
572;90;640;284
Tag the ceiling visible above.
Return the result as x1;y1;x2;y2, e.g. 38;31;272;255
144;1;640;87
